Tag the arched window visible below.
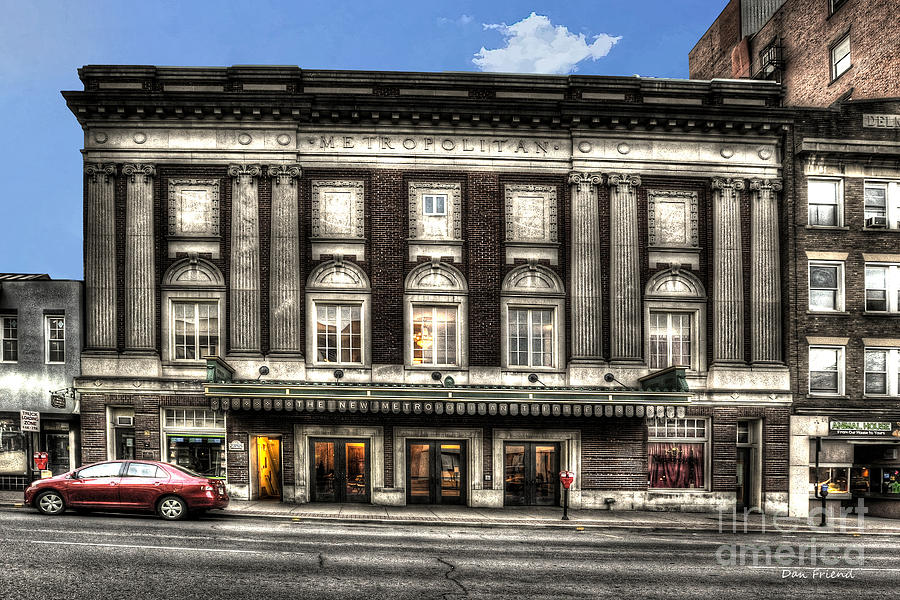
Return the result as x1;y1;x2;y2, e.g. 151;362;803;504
404;260;468;368
643;267;707;372
306;258;371;366
161;256;226;363
500;263;565;370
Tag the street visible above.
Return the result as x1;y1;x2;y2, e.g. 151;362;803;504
0;508;893;599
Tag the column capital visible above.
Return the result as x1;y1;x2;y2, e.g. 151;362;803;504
228;164;262;179
267;164;302;185
748;178;783;192
567;171;603;187
121;163;156;183
84;163;116;182
606;173;642;189
711;177;745;191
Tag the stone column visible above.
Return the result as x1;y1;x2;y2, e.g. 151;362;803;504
84;163;118;351
749;178;782;364
228;164;262;355
267;164;303;356
607;173;642;363
711;177;746;364
122;164;156;353
568;172;604;362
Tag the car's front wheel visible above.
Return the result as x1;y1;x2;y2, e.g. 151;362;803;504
157;495;187;521
35;491;66;516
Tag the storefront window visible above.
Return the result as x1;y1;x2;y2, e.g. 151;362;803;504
647;418;707;490
162;408;225;479
809;466;850;494
0;418;26;475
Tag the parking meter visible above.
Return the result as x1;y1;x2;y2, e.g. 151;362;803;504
819;482;829;498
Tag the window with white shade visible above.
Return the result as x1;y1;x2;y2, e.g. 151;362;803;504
45;316;65;364
808;261;844;312
172;301;219;361
865;348;900;397
808;179;842;226
864;181;900;229
809;346;845;395
423;194;447;216
1;316;17;362
865;263;900;313
411;305;458;366
831;33;851;80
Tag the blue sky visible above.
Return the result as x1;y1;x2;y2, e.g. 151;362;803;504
0;0;727;280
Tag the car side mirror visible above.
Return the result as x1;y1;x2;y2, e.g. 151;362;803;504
69;471;78;479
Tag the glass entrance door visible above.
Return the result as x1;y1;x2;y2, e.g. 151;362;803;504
406;440;466;505
504;442;560;506
736;447;752;510
310;438;370;503
114;428;135;460
44;433;70;475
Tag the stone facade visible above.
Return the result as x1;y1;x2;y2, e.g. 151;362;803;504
65;66;792;513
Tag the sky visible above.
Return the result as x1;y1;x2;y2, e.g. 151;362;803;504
0;0;728;280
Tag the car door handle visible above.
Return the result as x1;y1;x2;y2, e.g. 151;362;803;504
108;481;117;486
154;481;162;486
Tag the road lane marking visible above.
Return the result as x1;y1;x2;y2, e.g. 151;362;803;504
28;540;262;554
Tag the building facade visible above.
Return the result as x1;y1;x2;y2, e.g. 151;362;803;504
787;98;900;518
64;66;792;513
0;274;82;490
689;0;900;107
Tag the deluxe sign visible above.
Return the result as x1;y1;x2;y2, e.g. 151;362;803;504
829;420;900;437
863;114;900;129
19;410;40;432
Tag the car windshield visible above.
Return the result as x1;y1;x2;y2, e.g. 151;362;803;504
168;464;208;479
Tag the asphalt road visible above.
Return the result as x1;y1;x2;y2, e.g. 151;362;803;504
0;507;894;599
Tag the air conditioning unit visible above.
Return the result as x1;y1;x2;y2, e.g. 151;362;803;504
116;415;134;427
866;216;887;228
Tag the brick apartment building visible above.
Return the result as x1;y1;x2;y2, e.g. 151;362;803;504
689;0;900;107
63;66;793;513
690;0;900;517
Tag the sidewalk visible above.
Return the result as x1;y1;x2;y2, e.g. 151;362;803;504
4;489;899;535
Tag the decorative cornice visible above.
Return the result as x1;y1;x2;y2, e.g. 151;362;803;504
228;164;262;179
710;177;745;191
267;164;302;185
567;172;603;187
606;173;642;188
748;178;783;192
121;163;156;183
84;163;116;182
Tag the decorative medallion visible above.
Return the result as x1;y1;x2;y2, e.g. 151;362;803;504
133;132;147;144
93;132;108;144
238;133;252;145
616;142;630;155
276;133;292;146
720;147;734;159
758;147;772;160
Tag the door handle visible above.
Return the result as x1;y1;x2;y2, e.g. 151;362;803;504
154;481;162;486
109;481;117;486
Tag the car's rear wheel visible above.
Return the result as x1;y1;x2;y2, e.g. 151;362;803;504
36;491;65;516
157;495;187;521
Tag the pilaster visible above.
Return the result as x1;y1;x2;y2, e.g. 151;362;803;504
122;164;156;353
567;172;604;363
749;178;783;364
228;164;262;356
607;173;642;363
84;163;118;352
267;164;303;356
710;177;745;364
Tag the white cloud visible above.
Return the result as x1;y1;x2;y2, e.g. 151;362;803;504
438;14;475;26
473;13;621;74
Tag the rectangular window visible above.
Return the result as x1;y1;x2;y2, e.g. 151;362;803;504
865;263;900;313
411;305;457;366
45;316;65;364
1;316;17;362
808;262;843;311
808;179;842;226
423;194;447;216
648;311;692;369
864;181;900;229
163;409;225;429
162;408;226;479
647;418;707;490
830;0;848;15
864;348;900;397
508;308;554;368
809;346;844;395
316;304;361;363
810;466;849;495
831;33;851;80
172;301;219;361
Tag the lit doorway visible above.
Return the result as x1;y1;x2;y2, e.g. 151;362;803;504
406;440;466;505
309;438;370;503
253;436;282;500
504;442;560;506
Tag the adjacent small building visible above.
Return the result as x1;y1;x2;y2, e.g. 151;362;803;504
0;274;82;490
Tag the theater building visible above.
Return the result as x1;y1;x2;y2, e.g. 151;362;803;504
64;66;792;512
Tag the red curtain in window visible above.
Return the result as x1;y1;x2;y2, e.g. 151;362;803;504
648;442;705;489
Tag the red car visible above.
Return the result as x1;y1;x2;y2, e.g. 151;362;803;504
24;460;229;520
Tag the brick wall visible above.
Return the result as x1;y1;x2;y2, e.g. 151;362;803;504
688;0;742;80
